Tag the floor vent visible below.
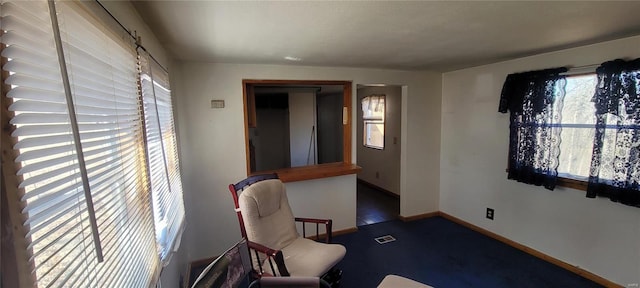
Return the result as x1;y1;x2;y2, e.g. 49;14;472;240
374;235;396;244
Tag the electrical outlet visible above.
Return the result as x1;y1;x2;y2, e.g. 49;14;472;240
486;208;494;220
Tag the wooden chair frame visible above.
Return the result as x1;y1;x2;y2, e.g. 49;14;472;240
228;173;335;277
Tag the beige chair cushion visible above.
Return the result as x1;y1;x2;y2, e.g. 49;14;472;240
239;179;299;250
277;237;346;277
377;275;433;288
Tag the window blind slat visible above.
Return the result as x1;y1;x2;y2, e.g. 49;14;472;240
25;192;84;232
34;232;88;286
18;159;77;188
3;59;64;83
13;134;71;150
17;153;76;175
13;122;135;139
10;113;70;126
1;1;50;24
10;99;68;113
4;76;64;95
1;14;54;41
21;174;82;203
5;86;65;103
28;207;87;251
32;226;89;277
1;45;59;69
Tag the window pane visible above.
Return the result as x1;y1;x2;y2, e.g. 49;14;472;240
557;74;597;179
362;95;385;120
364;121;384;149
362;95;385;149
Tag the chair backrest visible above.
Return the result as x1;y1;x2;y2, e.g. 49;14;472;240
229;174;299;250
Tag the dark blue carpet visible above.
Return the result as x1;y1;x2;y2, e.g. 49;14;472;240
332;217;603;288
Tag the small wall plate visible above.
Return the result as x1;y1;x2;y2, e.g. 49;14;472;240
211;100;225;108
374;235;396;244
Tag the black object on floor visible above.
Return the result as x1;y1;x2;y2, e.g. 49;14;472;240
333;217;604;288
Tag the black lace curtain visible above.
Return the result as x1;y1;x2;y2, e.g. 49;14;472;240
499;67;568;190
587;58;640;207
499;59;640;208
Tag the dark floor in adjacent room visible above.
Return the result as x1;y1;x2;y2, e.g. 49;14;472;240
333;217;603;288
356;181;400;226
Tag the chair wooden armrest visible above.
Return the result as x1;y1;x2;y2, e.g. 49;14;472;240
247;240;290;277
295;217;334;243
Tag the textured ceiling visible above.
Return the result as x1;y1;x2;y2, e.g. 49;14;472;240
132;1;640;72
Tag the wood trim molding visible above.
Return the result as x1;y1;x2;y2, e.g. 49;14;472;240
557;176;588;191
333;227;359;237
504;169;589;192
342;82;352;165
306;227;358;241
357;179;399;199
397;211;440;222
251;162;361;183
242;81;251;176
437;212;623;288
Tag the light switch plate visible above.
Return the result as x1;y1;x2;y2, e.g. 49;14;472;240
342;107;348;124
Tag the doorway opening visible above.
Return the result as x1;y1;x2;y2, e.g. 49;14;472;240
356;84;402;226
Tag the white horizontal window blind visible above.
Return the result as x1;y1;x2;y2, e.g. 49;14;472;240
56;1;160;286
3;1;85;286
2;0;161;286
139;50;186;263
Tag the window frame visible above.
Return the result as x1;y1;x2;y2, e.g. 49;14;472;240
505;71;597;192
362;95;386;150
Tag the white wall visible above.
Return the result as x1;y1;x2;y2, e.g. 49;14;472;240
98;2;186;287
289;92;317;167
441;35;640;286
173;62;442;263
357;86;402;195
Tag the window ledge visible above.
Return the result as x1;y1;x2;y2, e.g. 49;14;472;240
250;162;361;183
505;169;588;191
557;176;587;191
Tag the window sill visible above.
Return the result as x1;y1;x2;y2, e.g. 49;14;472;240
557;176;587;191
505;169;588;191
250;162;361;183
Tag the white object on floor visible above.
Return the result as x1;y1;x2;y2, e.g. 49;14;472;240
377;275;433;288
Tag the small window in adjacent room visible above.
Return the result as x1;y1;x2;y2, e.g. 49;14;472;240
362;95;385;149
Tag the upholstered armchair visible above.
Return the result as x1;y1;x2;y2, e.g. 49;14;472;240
228;174;345;285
